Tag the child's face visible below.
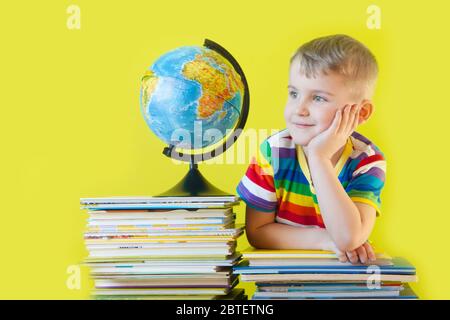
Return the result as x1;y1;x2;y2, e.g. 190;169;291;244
284;58;361;147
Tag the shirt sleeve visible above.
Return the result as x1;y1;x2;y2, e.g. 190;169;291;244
236;140;278;212
345;153;386;216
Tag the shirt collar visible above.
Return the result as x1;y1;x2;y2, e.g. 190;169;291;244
295;138;354;194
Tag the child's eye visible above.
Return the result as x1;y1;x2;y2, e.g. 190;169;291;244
313;95;327;103
289;91;298;98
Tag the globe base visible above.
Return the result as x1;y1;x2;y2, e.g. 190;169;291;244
157;165;232;197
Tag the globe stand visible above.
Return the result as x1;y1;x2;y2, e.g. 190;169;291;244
154;39;250;198
157;163;231;197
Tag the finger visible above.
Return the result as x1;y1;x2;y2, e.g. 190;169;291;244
349;104;361;133
363;242;377;262
329;108;342;134
335;104;349;133
354;105;362;130
356;245;368;264
345;104;358;134
346;250;359;264
338;105;351;134
333;246;348;263
337;252;348;263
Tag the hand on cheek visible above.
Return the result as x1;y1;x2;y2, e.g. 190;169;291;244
308;104;362;160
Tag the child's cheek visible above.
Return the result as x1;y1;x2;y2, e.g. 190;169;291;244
322;108;339;128
283;105;291;122
319;112;334;132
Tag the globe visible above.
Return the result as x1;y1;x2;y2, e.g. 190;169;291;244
140;44;245;150
140;39;249;196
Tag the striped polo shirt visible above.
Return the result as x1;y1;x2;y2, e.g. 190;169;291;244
236;128;386;228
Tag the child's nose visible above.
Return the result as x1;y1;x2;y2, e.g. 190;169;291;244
296;101;310;116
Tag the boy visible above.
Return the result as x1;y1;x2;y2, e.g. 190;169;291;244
236;34;386;264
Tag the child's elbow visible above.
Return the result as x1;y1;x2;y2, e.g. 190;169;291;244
246;224;271;249
245;225;260;248
335;235;362;252
247;235;259;248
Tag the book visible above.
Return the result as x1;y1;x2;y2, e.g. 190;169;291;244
252;289;402;299
87;217;235;226
82;202;240;210
89;265;229;274
242;248;337;259
93;274;238;289
234;257;414;274
84;236;241;243
84;253;241;266
92;288;247;300
84;226;244;238
249;258;393;267
81;196;240;204
87;208;233;219
85;254;240;263
86;241;235;250
80;196;241;210
88;247;236;258
93;287;233;296
242;247;390;260
257;282;404;292
239;273;418;283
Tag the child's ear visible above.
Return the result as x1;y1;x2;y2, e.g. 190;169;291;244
358;100;374;125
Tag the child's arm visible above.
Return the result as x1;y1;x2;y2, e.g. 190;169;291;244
309;156;377;251
246;206;376;264
245;206;334;250
307;104;376;252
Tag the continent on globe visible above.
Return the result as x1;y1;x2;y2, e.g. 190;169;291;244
182;50;243;119
141;70;159;109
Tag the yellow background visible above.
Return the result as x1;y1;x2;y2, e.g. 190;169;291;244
1;0;449;299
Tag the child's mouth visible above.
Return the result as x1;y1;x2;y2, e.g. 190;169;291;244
294;123;315;129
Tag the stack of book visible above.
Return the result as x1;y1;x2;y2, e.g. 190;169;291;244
80;196;246;300
233;248;418;300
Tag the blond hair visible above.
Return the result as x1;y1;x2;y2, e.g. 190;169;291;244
290;34;378;100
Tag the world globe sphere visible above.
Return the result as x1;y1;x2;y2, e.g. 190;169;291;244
140;45;245;150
